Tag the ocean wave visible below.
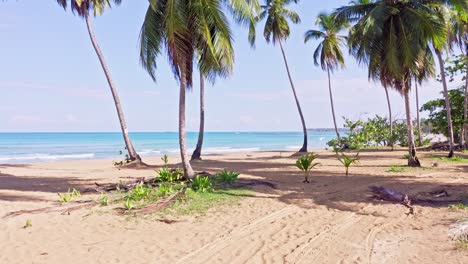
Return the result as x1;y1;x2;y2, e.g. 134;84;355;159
0;153;95;162
285;145;301;150
139;149;161;156
202;147;260;154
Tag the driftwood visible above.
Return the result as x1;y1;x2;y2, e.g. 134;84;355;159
370;186;414;215
2;200;99;219
133;191;184;215
419;142;463;151
234;179;277;189
370;186;464;215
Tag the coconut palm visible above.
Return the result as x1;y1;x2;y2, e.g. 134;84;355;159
191;71;205;161
415;80;423;146
350;0;394;149
250;0;308;152
432;5;456;157
139;0;258;178
56;0;141;163
334;0;448;166
451;6;468;148
304;12;348;144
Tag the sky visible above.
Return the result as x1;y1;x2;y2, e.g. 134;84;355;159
0;0;461;132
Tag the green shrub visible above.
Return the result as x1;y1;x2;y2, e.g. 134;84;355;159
57;188;81;203
387;165;406;173
449;203;468;210
99;194;109;206
337;152;360;176
123;199;134;210
191;176;213;193
295;153;320;183
215;169;240;185
158;184;174;196
156;168;181;183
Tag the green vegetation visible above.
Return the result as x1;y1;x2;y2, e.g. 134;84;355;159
433;156;468;163
337;152;360;176
57;188;81;203
191;176;214;193
387;166;406;173
215;169;240;185
449;203;468;210
295;153;320;183
99;194;109;206
123;199;134;211
23;219;32;229
165;188;251;216
156;168;182;183
421;87;466;144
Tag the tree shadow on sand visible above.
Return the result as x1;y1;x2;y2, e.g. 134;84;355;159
185;156;468;214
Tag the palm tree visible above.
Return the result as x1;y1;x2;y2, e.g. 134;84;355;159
139;0;258;178
415;80;423;146
334;0;447;167
304;12;348;144
56;0;141;163
451;6;468;148
191;71;205;161
432;5;456;157
384;86;394;149
251;0;308;152
350;0;394;149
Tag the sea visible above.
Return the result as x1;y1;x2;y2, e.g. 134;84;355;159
0;131;337;163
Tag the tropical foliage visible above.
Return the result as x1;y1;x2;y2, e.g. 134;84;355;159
337;152;360;177
295;153;320;183
421;87;466;143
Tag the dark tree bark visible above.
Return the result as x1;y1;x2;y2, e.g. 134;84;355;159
191;71;205;161
84;14;141;163
279;41;308;152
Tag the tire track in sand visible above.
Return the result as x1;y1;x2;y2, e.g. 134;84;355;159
176;205;295;264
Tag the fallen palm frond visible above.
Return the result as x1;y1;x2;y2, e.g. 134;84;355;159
370;186;465;215
2;200;99;219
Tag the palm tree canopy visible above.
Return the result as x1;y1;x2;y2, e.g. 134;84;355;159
250;0;300;45
139;0;258;86
333;0;452;93
56;0;121;17
304;12;348;72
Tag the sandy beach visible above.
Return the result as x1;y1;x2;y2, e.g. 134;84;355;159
0;149;467;263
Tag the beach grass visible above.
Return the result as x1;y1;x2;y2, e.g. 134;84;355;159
163;188;252;216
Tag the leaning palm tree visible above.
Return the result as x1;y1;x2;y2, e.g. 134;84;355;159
56;0;141;163
139;0;258;178
191;71;205;161
334;0;448;167
250;0;308;152
432;5;456;157
304;12;348;144
451;6;468;148
350;0;394;149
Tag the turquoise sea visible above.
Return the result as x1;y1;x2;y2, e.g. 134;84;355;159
0;131;337;163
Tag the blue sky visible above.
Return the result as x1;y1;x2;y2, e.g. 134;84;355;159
0;0;456;132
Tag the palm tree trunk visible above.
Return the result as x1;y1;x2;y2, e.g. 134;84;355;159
464;50;468;149
435;49;455;157
191;71;205;161
384;86;393;150
327;67;341;143
179;70;196;179
279;41;308;152
84;13;141;163
403;86;420;167
415;81;422;147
